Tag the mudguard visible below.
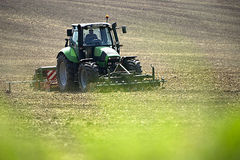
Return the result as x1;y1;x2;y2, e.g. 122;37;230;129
57;47;78;63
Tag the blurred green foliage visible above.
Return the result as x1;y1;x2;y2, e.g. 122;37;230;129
70;91;240;160
0;95;61;160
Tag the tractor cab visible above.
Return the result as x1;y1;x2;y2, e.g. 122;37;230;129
66;22;126;62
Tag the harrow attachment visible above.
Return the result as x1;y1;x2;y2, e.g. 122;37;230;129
95;64;166;91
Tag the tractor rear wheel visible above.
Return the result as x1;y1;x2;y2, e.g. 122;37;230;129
78;62;99;92
57;54;76;92
123;59;142;74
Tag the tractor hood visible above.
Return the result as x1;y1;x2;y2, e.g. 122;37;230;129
94;47;120;62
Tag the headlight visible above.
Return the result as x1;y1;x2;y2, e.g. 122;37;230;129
108;57;120;61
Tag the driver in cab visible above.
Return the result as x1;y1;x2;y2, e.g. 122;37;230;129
85;29;98;44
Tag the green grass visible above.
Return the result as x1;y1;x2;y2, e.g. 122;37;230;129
0;95;55;160
1;88;240;160
0;94;82;160
69;88;240;160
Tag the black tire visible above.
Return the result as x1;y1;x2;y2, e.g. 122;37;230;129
78;62;99;92
123;59;142;74
56;54;76;92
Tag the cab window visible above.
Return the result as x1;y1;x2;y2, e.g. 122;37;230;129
72;30;78;44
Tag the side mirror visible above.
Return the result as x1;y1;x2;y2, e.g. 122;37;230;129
122;26;127;33
67;29;72;37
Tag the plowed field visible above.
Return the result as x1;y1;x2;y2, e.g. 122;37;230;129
0;0;240;160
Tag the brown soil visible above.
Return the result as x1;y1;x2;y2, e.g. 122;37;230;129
1;0;239;92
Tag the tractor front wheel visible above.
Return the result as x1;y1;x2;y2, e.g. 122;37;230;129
123;59;142;74
78;62;99;92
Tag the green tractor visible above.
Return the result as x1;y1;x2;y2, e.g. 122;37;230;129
56;19;164;92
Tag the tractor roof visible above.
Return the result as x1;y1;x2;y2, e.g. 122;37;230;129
72;22;110;29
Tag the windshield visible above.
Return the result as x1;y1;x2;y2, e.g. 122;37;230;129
83;27;112;46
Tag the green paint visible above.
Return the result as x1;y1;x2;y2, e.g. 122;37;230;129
60;47;78;63
94;47;119;57
94;47;105;57
94;47;120;67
